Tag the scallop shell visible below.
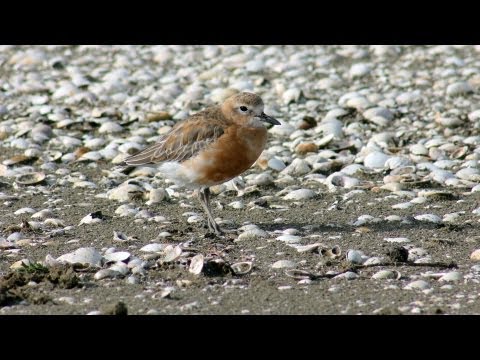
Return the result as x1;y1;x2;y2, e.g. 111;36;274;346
163;245;182;262
3;155;36;166
15;172;46;185
230;261;253;275
189;254;204;275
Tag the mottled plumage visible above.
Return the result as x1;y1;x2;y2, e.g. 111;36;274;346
122;92;280;235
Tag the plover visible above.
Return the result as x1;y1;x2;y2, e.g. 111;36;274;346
122;92;280;235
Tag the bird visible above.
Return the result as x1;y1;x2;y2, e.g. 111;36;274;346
121;92;280;236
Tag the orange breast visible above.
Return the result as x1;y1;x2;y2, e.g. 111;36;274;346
186;125;267;186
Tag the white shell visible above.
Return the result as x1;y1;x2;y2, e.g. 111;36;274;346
57;247;103;267
94;269;122;280
438;271;463;282
163;245;182;262
140;243;167;253
189;254;204;275
371;270;401;280
236;228;268;241
230;261;253;275
271;260;296;269
104;251;131;263
404;280;430;290
283;189;316;201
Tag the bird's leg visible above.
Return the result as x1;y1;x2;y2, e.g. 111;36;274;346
197;187;224;235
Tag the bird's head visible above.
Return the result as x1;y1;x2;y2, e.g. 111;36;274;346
221;92;280;127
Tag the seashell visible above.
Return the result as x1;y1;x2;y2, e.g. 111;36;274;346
334;271;359;280
236;228;268;241
372;270;401;280
189;254;204;275
346;249;366;264
282;88;302;104
146;188;169;204
152;287;175;299
10;259;31;270
470;249;480;261
104;251;131;263
44;218;65;227
317;118;343;138
294;243;323;253
79;211;106;225
284;189;316;201
94;269;122;280
404;280;430;290
15;172;46;185
163;245;182;262
276;235;302;244
44;254;60;267
3;154;36;166
57;247;103;267
98;121;123;134
285;269;315;280
364;152;390;169
231;261;253;275
109;262;129;275
384;237;410;243
446;81;473;96
281;158;311;176
113;230;132;242
438;271;463;282
363;257;385;265
14;207;36;215
271;260;296;269
414;214;442;224
350;63;372;78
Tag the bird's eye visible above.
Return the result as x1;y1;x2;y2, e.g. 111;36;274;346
239;106;248;112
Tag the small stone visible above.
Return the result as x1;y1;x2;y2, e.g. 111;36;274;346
295;142;318;155
268;157;286;171
102;301;128;315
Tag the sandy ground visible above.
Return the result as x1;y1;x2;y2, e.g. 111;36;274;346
2;156;480;315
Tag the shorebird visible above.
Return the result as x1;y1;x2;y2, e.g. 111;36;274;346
122;92;280;235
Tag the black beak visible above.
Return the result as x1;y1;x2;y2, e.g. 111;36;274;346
260;112;281;126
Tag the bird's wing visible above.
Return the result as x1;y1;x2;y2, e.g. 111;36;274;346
122;113;228;166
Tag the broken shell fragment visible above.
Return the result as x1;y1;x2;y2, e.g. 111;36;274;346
230;261;253;275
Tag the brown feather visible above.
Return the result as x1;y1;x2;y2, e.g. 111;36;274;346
123;107;228;166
